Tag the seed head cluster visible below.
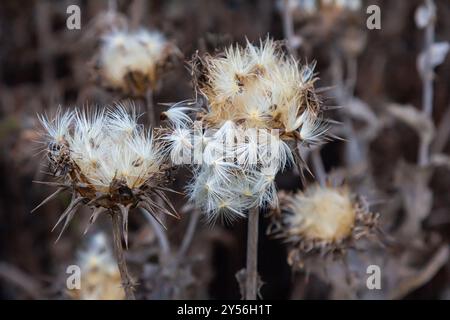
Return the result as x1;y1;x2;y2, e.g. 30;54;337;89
162;38;328;222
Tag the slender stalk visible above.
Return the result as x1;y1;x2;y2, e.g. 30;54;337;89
141;208;171;261
245;207;259;300
111;212;136;300
145;87;156;127
108;0;117;12
431;104;450;154
418;0;436;166
311;148;326;186
176;209;201;262
282;0;299;57
422;0;435;118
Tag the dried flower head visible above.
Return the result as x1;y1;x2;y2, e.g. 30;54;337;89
162;38;329;222
98;29;179;95
268;184;381;271
68;233;125;300
35;103;177;243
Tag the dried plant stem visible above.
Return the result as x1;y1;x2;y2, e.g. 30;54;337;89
390;245;448;299
145;87;156;127
176;209;201;262
282;0;299;57
141;208;171;261
432;104;450;153
111;212;136;300
0;263;44;299
311;148;326;186
422;0;435;117
245;207;259;300
108;0;117;12
129;0;147;29
419;0;436;166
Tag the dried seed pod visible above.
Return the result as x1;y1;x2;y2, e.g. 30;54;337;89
268;184;381;271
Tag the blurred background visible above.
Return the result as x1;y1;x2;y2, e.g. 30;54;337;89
0;0;449;299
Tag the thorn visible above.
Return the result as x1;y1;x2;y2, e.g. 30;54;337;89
139;204;167;230
155;186;184;195
315;85;336;93
32;180;68;187
153;189;180;219
141;194;178;220
322;105;343;111
52;197;84;233
86;194;109;206
83;207;106;235
117;204;131;249
31;187;67;213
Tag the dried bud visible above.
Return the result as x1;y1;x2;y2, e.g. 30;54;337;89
268;184;381;271
98;29;179;95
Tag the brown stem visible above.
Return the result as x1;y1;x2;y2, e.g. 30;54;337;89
422;0;435;118
111;212;136;300
419;0;436;166
282;0;299;57
140;208;171;263
431;104;450;154
176;209;201;262
145;87;156;127
245;207;259;300
311;148;326;186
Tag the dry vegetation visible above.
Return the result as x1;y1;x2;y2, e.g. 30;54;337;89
0;0;449;300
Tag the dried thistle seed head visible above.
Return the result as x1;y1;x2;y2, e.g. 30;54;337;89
35;102;177;242
98;29;178;95
286;185;355;241
160;38;331;221
268;184;381;271
161;38;330;221
195;38;328;142
68;233;125;300
164;38;329;152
